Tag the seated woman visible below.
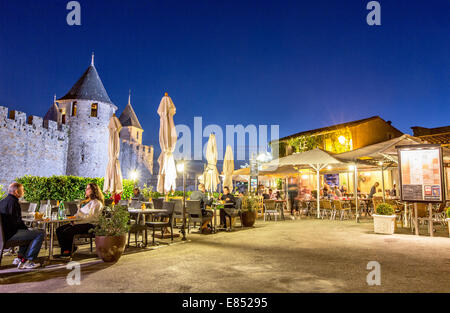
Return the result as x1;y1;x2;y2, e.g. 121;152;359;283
56;183;104;257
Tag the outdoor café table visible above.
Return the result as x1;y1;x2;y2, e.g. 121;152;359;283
22;216;79;260
128;209;167;245
210;202;224;233
358;198;372;216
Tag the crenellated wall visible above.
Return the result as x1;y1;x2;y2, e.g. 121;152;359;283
119;140;154;185
0;106;69;187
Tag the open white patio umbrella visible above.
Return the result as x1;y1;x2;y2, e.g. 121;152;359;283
263;148;346;218
203;133;220;193
157;93;177;194
222;145;234;191
103;114;123;195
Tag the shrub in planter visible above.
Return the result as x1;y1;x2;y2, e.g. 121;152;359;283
375;203;395;215
373;203;396;235
241;194;258;227
92;205;130;262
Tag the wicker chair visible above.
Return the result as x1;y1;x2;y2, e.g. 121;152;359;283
263;199;278;221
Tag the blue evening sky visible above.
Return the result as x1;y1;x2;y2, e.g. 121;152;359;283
0;0;449;158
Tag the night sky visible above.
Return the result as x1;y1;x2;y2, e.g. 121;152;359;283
0;0;449;159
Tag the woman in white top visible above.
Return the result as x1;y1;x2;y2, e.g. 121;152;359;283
56;183;104;257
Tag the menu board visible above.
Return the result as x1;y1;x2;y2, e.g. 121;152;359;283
324;174;339;187
397;145;444;202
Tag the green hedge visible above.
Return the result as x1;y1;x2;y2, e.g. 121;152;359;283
16;175;136;203
0;185;5;200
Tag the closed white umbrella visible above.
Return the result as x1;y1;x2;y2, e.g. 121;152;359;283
157;93;177;194
103;114;123;195
222;145;234;191
203;133;220;193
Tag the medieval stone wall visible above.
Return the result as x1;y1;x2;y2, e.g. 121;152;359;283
119;140;154;185
0;106;69;187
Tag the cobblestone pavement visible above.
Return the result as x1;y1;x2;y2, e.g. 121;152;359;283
1;218;449;292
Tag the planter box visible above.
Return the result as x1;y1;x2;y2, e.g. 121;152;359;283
447;218;450;238
373;214;396;235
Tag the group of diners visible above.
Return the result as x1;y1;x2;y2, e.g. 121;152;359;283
190;183;238;234
0;181;104;269
285;181;400;217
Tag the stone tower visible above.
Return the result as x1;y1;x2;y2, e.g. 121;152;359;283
56;54;117;177
119;91;143;144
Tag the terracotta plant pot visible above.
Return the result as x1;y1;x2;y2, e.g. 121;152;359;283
95;234;127;262
241;210;257;227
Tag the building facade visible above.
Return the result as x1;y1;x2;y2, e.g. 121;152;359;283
271;116;404;158
411;125;450;148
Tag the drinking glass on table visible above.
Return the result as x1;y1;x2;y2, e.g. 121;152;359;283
51;212;58;221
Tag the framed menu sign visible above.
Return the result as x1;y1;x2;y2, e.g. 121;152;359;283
397;144;445;202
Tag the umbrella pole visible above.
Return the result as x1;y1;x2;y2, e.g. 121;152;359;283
316;165;320;219
381;165;386;202
354;165;359;223
181;170;187;241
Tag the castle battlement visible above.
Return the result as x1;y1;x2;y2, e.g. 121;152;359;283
0;106;68;141
121;140;153;157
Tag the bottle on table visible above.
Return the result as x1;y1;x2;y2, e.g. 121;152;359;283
58;201;66;220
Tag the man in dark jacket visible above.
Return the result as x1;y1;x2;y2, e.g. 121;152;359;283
190;184;212;211
219;186;237;228
190;184;213;232
0;182;44;269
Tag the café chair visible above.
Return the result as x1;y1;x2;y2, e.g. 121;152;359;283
169;198;184;228
129;200;141;209
186;200;208;233
146;201;175;245
333;200;351;220
0;215;33;267
319;200;333;219
263;199;278;221
127;212;148;248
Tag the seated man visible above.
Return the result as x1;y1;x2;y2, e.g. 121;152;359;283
219;186;237;228
131;187;146;201
190;184;213;233
0;182;44;269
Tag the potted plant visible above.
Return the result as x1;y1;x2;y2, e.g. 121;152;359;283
92;205;130;262
241;194;258;227
446;207;450;238
373;203;396;235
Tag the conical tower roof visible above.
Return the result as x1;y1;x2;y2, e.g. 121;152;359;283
44;95;60;122
119;91;143;130
58;54;112;104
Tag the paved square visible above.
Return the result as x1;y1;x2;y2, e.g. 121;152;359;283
1;219;449;293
